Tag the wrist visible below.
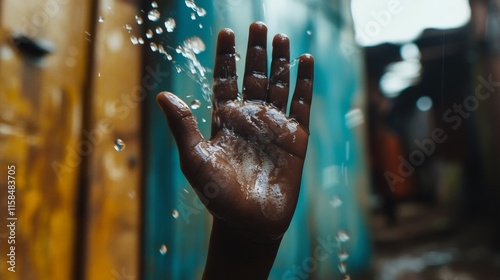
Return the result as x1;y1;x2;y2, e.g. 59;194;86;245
202;219;282;280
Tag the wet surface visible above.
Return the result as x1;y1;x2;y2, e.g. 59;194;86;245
361;203;500;280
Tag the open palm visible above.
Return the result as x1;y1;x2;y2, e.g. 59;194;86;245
157;22;314;241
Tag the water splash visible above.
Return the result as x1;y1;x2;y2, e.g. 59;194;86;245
175;37;211;101
185;0;206;18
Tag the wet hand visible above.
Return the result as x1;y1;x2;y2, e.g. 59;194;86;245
157;22;313;241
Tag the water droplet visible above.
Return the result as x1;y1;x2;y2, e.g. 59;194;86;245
172;209;179;219
190;99;201;109
336;230;350;243
98;72;101;77
197;8;206;17
146;29;154;39
98;16;104;23
158;44;166;54
159;244;168;255
151;1;158;8
306;30;312;35
298;97;305;104
185;0;196;9
202;118;206;123
164;18;176;32
235;52;241;61
150;42;158;52
148;9;160;21
338;250;349;262
138;37;144;44
183;188;189;194
124;24;132;31
199;23;203;29
330;196;342;208
130;36;139;45
135;15;143;25
338;262;347;274
155;26;163;34
175;66;182;73
190;13;196;20
166;54;173;60
183;36;205;54
114;139;126;151
207;105;212;109
128;191;136;199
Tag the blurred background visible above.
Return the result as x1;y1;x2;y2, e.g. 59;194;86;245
0;0;499;279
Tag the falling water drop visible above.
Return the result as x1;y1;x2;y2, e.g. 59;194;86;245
98;16;105;23
114;139;126;151
155;26;163;34
138;37;144;44
185;0;196;9
172;209;179;219
201;118;207;123
338;262;347;274
98;72;101;77
150;42;158;52
148;9;160;21
235;52;241;61
151;1;158;8
124;24;132;31
128;191;136;199
159;244;168;255
330;196;343;208
190;99;201;109
338;250;349;262
190;13;196;20
199;23;203;29
146;29;154;39
130;36;139;45
164;18;176;32
336;230;350;243
306;30;312;35
135;15;143;25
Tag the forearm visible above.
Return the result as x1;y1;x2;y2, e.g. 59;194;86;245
202;219;282;280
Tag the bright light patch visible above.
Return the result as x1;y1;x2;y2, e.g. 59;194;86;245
351;0;471;46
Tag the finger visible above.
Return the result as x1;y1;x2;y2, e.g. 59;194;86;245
213;28;238;107
289;54;314;131
156;92;207;175
267;33;290;112
242;21;268;102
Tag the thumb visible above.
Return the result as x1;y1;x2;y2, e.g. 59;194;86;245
156;91;206;164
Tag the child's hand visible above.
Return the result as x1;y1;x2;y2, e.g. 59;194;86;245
157;22;313;243
158;21;314;279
